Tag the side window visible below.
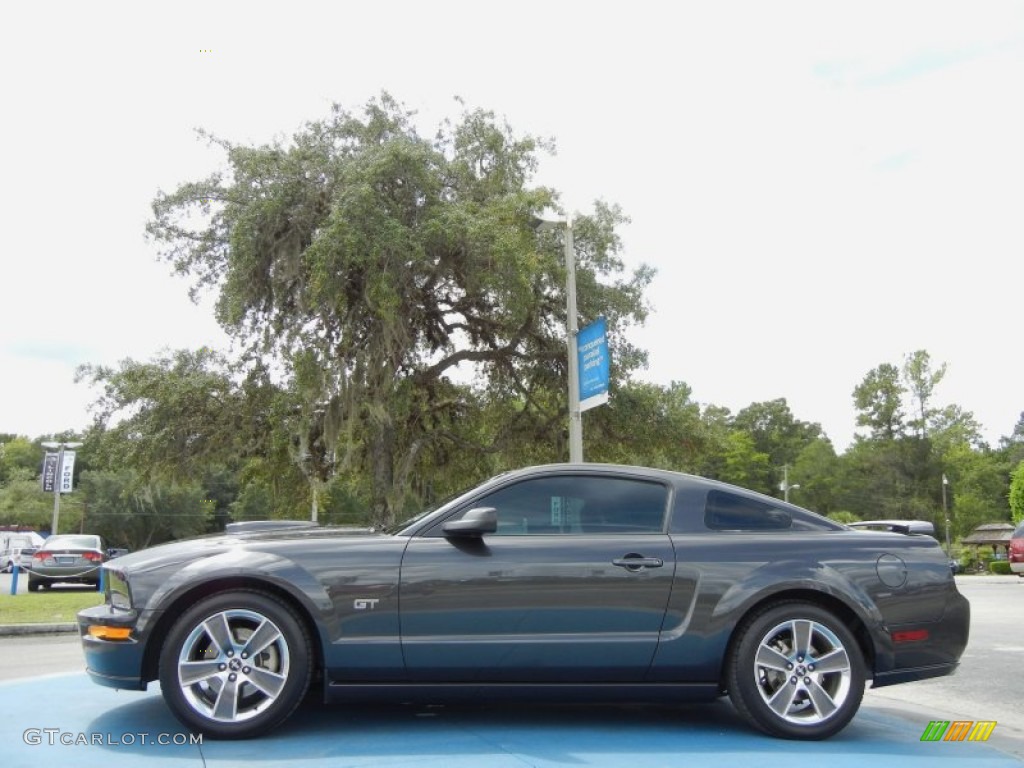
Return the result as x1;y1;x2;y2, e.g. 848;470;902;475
466;475;668;535
704;490;793;531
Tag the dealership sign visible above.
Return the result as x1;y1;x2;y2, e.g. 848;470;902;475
577;317;610;412
41;451;76;493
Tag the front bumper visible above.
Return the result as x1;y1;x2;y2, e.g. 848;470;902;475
78;603;147;691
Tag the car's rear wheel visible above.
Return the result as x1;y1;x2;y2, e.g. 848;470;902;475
158;591;312;739
726;601;865;739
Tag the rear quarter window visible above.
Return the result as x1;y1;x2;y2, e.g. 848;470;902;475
700;490;837;532
704;490;793;531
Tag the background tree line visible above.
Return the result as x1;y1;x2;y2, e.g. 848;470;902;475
3;349;1022;552
2;95;1022;551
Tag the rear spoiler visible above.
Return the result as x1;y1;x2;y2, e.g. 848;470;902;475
848;520;936;536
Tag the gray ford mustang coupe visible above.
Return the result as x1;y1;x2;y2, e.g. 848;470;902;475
78;464;969;740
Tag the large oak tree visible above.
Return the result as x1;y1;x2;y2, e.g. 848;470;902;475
147;95;653;526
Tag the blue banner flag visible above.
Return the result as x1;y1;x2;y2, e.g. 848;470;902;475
577;318;610;412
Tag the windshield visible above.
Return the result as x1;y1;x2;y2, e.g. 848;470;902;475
43;534;101;550
390;480;491;534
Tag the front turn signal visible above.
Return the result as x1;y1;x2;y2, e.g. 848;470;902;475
87;625;132;641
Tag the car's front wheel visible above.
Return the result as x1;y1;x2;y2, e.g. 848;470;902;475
158;591;313;739
726;601;865;739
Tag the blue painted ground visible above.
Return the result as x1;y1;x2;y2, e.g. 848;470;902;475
2;673;1020;767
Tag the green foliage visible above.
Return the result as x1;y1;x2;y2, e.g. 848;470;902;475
826;510;861;525
716;432;772;494
944;443;1011;537
989;560;1012;575
791;439;841;514
1010;460;1024;525
77;470;211;550
0;471;72;531
229;481;274;523
586;381;705;471
76;348;250;482
732;399;823;469
853;363;905;440
0;436;43;483
146;94;654;527
902;350;947;438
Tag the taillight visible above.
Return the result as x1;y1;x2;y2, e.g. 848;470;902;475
32;551;48;562
892;629;930;643
84;551;103;562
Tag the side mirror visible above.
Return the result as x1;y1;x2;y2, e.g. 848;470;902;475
443;507;498;538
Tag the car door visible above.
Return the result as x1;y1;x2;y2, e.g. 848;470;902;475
399;472;676;682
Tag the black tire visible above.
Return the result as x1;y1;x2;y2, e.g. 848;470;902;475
726;601;865;740
158;591;312;739
27;578;40;592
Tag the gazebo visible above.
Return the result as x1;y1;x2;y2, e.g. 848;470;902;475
961;522;1015;559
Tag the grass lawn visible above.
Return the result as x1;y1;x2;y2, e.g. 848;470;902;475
0;590;104;624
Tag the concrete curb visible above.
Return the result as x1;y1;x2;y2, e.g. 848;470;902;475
0;623;77;637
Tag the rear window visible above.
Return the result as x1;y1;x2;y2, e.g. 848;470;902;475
1014;522;1024;538
43;535;101;549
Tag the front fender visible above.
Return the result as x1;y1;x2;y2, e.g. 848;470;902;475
146;547;334;619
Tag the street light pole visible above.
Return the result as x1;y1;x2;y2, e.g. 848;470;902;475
563;216;583;463
532;213;583;464
942;473;951;556
780;465;800;503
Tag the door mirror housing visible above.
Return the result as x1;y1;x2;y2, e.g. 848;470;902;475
443;507;498;537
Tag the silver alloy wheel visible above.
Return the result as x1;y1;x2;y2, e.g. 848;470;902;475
176;608;291;723
752;618;852;726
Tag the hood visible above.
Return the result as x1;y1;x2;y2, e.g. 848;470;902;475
105;523;385;574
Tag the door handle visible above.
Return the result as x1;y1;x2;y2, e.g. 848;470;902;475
612;556;664;570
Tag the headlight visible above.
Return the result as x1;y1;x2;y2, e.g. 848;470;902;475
106;569;132;610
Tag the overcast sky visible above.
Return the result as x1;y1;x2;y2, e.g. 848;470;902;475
1;0;1022;453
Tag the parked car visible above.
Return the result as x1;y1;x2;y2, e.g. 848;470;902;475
2;544;34;573
2;534;40;572
78;464;970;741
14;547;37;570
3;545;35;572
1010;521;1024;576
29;534;106;590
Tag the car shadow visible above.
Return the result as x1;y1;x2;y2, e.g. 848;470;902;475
85;694;919;765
